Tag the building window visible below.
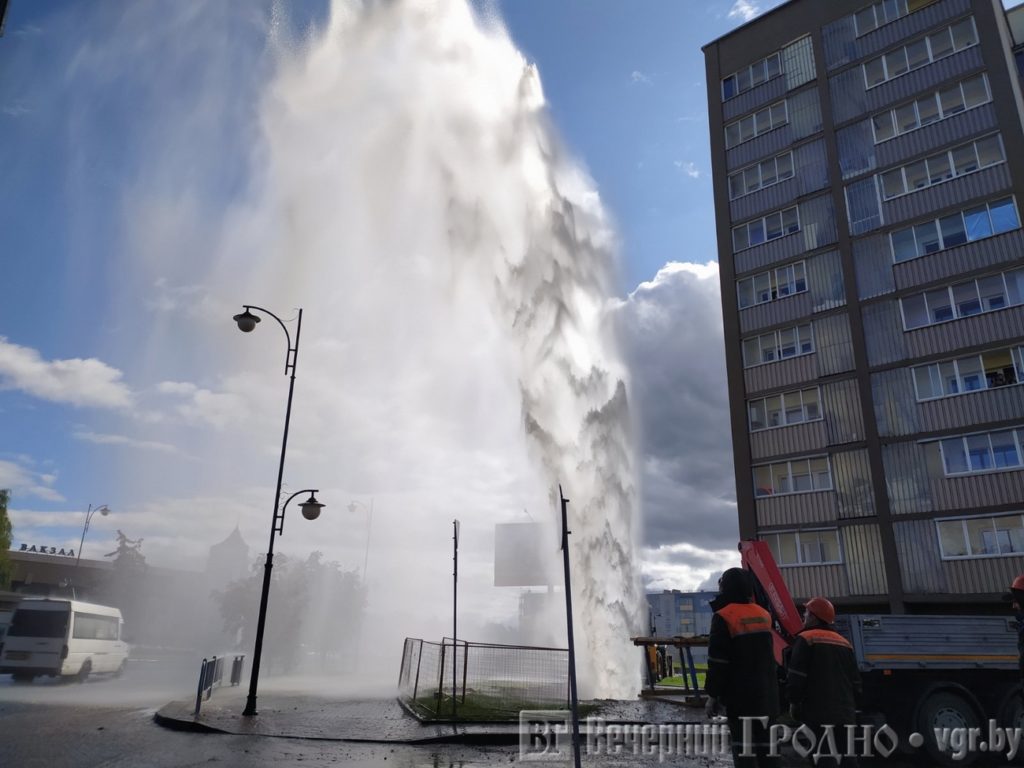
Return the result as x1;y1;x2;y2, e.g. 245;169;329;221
725;101;788;150
871;74;990;144
729;152;795;199
742;324;814;368
936;512;1024;559
880;134;1004;201
863;18;977;89
890;198;1020;264
854;0;938;36
749;387;821;431
732;206;800;251
763;529;842;566
900;267;1024;330
936;427;1024;476
913;346;1024;401
737;261;807;309
753;456;833;497
722;52;783;101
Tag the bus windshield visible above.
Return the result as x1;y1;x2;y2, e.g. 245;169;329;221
8;608;69;638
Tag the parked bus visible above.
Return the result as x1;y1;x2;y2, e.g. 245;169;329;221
0;598;128;682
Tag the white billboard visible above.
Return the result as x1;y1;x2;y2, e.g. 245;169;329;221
493;523;553;587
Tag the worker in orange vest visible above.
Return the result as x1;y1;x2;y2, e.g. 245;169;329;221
786;597;862;768
1004;574;1024;682
705;568;780;767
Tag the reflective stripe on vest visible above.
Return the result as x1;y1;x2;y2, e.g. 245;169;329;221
800;628;852;649
716;602;772;637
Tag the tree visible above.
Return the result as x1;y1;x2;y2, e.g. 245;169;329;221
0;489;12;590
214;552;366;674
103;530;149;641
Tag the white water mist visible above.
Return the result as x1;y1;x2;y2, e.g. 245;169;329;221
245;0;644;698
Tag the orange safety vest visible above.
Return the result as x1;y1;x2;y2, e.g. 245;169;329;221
716;601;773;637
799;627;852;649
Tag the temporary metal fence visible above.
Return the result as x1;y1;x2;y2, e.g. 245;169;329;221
194;654;246;716
398;637;568;721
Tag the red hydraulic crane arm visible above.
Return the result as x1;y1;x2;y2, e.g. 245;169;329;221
739;539;803;662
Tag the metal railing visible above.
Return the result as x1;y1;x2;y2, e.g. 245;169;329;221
398;637;568;721
194;654;245;716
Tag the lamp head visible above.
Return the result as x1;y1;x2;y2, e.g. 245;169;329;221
98;505;110;517
233;308;261;333
300;494;325;521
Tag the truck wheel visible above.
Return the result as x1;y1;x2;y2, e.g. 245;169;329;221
917;690;982;767
76;660;92;683
11;672;34;684
998;688;1024;764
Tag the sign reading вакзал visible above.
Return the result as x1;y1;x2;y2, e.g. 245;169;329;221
18;543;75;557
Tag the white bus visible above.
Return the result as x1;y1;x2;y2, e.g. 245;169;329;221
0;598;129;682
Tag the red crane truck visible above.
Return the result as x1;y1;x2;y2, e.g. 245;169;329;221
740;540;1022;766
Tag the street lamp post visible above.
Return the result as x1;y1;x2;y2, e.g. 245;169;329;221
75;503;111;568
232;303;313;717
346;499;374;581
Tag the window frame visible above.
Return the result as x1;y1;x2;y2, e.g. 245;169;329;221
889;197;1021;265
728;151;796;200
721;52;784;102
742;323;815;369
899;267;1024;331
732;206;801;253
935;511;1024;560
862;17;978;91
935;427;1024;477
753;455;833;498
725;100;789;150
912;346;1024;402
748;386;822;432
853;0;940;37
879;134;1005;202
762;528;843;567
736;260;808;309
871;74;991;145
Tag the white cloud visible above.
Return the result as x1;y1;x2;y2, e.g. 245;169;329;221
159;379;250;430
612;262;740;589
0;337;133;409
72;430;182;455
157;380;199;396
2;103;31;117
0;459;65;502
674;160;701;179
728;0;761;22
630;70;652;85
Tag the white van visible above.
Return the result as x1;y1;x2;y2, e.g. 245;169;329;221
0;599;129;682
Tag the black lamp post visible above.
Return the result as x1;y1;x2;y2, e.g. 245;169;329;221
232;304;317;717
75;503;110;568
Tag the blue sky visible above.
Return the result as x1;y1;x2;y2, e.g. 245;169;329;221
0;0;786;598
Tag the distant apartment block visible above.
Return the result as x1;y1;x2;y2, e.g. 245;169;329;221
704;0;1024;612
646;590;715;665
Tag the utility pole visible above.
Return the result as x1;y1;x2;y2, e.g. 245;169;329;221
452;518;460;720
559;485;582;768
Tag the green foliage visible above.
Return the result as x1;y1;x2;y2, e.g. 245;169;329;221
214;551;366;674
0;489;12;589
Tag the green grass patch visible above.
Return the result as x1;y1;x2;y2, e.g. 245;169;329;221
656;672;706;688
407;690;598;722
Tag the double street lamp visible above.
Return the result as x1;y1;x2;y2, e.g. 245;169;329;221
233;304;326;717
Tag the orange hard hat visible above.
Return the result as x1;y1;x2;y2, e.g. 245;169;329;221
1013;575;1024;592
804;596;836;624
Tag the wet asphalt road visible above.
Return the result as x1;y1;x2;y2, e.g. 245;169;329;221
0;656;918;767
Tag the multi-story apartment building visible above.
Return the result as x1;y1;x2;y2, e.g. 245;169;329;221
704;0;1024;613
646;589;716;665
